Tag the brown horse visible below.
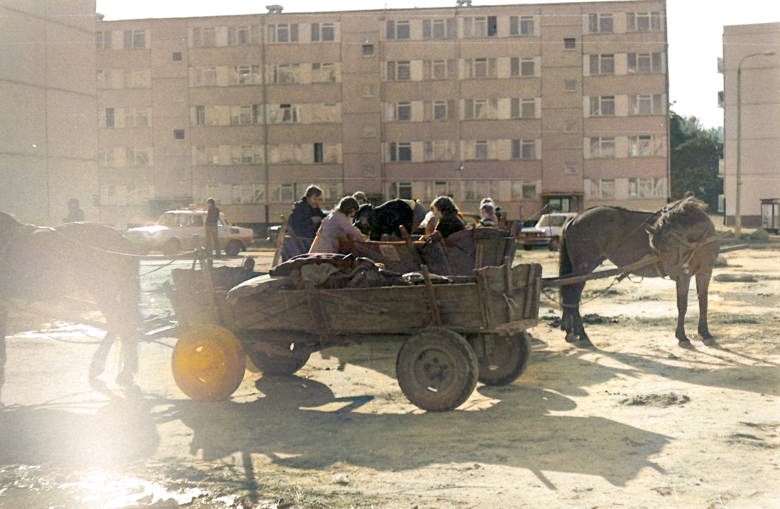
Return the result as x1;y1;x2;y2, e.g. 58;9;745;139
0;212;140;404
558;197;720;348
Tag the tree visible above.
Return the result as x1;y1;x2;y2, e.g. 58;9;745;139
669;111;723;211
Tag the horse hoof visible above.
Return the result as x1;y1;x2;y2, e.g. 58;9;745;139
678;339;694;349
565;332;578;344
702;337;718;347
577;338;595;349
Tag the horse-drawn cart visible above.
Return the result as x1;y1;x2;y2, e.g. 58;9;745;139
166;254;541;411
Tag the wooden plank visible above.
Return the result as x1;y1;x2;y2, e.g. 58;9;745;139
542;254;658;288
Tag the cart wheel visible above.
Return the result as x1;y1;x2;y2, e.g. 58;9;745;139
470;332;531;386
240;331;313;376
172;323;245;401
396;327;478;412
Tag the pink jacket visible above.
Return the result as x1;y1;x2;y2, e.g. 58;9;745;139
309;210;365;253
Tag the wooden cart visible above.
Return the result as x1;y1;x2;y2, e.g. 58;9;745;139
167;256;541;411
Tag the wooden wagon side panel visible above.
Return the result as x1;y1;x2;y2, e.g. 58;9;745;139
315;286;431;334
230;288;316;332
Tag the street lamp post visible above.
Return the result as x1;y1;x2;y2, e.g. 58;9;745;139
735;50;775;237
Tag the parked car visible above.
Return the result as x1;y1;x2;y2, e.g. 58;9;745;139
126;209;254;256
518;212;577;251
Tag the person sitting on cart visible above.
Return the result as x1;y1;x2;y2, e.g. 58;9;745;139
430;195;467;239
478;197;498;227
309;196;366;253
285;185;326;257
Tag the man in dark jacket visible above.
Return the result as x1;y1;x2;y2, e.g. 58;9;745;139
284;185;326;258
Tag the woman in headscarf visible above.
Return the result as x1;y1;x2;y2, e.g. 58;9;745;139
430;195;466;238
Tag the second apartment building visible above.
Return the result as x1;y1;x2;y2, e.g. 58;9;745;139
96;0;669;229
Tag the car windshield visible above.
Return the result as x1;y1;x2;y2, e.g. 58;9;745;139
158;213;179;227
538;215;570;227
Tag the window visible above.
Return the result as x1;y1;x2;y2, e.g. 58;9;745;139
387;20;410;40
589;54;614;75
512;181;537;200
395;102;411;121
191;27;215;47
511;98;536;119
387;61;411;81
627;12;661;32
432;100;449;120
312;62;337;83
629;135;654;157
96;31;111;50
424;140;453;161
488;16;498;36
311;22;336;42
280;184;296;202
229;26;251;45
273;63;300;84
362;44;374;56
590;96;615;116
236;65;261;85
391;182;413;199
314;142;323;163
598;179;616;199
425;59;453;80
423;18;453;40
230;105;261;125
628;52;664;73
389;142;412;162
470;58;494;78
105;108;115;128
280;104;298;123
564;38;576;49
172;52;182;61
173;129;185;140
269;23;298;42
465;16;497;37
511;57;535;77
510;16;534;36
630;94;665;115
590;137;615;158
124;30;147;49
465;99;491;119
512;139;536;160
475;140;488;160
588;13;613;33
629;177;665;198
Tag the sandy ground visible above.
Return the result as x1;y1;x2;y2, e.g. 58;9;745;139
1;240;779;508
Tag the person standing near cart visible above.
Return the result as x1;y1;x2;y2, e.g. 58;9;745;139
285;185;326;257
205;197;221;258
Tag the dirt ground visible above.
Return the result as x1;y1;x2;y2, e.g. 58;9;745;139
1;237;779;508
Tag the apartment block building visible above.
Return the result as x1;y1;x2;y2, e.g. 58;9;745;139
96;0;669;229
720;22;780;229
0;0;98;224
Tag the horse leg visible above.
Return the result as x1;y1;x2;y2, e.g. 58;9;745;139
115;294;139;387
0;306;6;406
561;281;593;348
696;270;714;343
675;274;693;348
90;329;115;380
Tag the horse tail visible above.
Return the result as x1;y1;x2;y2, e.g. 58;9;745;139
558;224;572;278
558;223;573;303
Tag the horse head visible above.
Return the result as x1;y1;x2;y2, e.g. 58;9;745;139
648;197;718;278
353;203;374;235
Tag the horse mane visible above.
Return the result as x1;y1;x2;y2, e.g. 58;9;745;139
652;196;710;233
